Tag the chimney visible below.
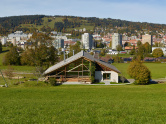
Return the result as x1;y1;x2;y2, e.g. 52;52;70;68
73;50;74;56
64;49;66;62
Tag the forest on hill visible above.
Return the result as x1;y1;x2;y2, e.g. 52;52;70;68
0;15;166;36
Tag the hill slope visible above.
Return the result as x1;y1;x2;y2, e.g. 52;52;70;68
0;15;166;35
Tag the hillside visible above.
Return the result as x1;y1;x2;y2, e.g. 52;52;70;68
0;15;166;35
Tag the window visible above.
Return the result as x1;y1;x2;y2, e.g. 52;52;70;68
103;73;111;80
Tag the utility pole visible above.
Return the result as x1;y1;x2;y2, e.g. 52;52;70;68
0;70;8;87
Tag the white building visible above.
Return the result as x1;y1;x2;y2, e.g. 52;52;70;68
51;36;68;41
107;50;118;55
81;33;93;49
92;34;102;41
83;28;86;32
152;47;166;56
53;39;64;49
1;37;7;45
8;31;28;40
112;33;122;50
51;31;57;35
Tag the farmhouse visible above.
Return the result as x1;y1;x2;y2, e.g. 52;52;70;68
43;51;121;83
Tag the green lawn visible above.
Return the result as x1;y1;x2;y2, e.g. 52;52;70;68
113;63;166;79
1;84;166;123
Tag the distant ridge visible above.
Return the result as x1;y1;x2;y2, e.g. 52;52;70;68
0;15;165;35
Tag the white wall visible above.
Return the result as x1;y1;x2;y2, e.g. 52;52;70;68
95;71;119;83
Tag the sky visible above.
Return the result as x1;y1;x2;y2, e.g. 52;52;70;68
0;0;166;24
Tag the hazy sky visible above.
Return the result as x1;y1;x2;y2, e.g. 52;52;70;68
0;0;166;24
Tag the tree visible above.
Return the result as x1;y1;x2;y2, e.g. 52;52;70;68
143;42;152;53
33;66;44;84
0;42;2;53
47;46;58;65
112;56;124;63
136;44;146;60
22;33;57;67
21;48;36;66
128;60;151;85
152;48;164;58
137;40;142;47
100;49;106;56
54;22;64;32
3;47;20;65
129;45;136;55
30;32;53;48
69;41;81;57
116;45;123;52
124;42;131;47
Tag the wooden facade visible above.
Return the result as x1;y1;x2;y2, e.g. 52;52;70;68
46;57;92;83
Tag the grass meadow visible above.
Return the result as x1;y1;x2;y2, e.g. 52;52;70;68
1;84;166;123
21;16;95;31
113;63;166;79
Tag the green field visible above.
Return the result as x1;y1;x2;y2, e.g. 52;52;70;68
21;16;94;31
113;63;166;79
1;84;166;123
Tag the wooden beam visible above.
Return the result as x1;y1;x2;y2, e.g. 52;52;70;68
97;62;112;71
67;64;82;72
96;62;120;73
55;70;65;76
83;57;92;62
65;66;66;81
83;64;89;70
67;71;90;72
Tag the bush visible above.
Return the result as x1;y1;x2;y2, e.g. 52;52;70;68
152;48;164;58
49;78;57;86
90;76;95;83
128;60;151;85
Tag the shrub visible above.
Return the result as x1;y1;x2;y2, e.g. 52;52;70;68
49;78;57;86
128;60;151;85
152;48;164;58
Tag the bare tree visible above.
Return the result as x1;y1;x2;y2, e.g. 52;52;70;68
33;66;44;84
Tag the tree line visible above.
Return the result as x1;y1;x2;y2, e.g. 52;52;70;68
0;15;45;35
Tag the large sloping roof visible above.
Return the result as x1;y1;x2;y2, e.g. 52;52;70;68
43;50;120;75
